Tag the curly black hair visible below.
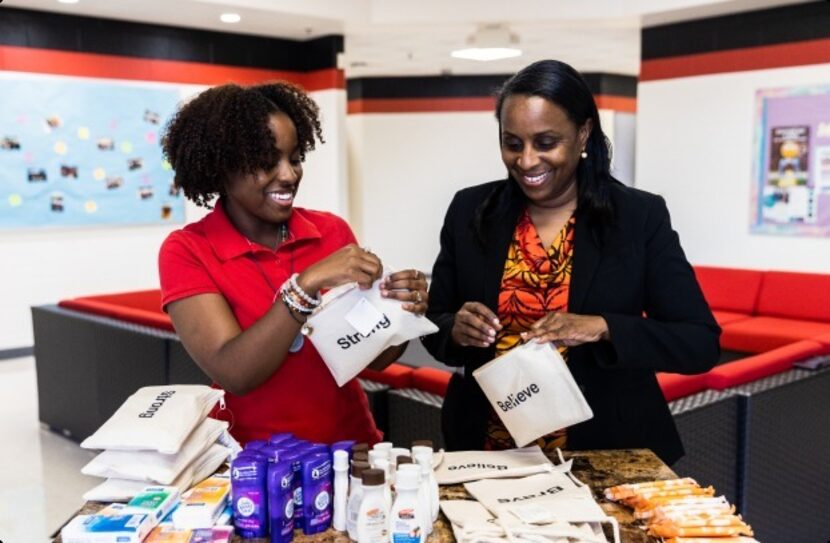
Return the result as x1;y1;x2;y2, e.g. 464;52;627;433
162;81;324;207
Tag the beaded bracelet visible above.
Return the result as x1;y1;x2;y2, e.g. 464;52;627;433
288;273;321;307
281;285;313;315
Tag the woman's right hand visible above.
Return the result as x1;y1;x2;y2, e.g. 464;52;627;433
451;302;502;348
297;244;383;293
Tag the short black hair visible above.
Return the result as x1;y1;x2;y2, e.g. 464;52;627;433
162;81;324;207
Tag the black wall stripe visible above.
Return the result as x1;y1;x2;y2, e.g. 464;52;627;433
348;72;637;100
643;1;830;60
0;7;342;71
0;346;34;361
348;74;510;100
581;73;637;98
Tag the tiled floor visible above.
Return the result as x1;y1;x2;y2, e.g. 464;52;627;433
0;356;100;543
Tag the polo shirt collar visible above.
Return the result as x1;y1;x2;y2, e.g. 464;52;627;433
204;199;322;261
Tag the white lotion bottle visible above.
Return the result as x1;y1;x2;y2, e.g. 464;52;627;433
347;461;370;540
357;469;389;543
411;445;439;523
332;449;349;532
389;468;425;543
398;464;431;536
374;457;393;510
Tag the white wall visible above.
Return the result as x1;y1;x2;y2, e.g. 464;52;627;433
636;63;830;272
347;108;636;274
0;82;347;351
346;111;506;274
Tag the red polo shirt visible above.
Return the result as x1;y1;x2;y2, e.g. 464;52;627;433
158;200;381;445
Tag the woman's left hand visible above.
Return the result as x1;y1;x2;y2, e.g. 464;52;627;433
381;269;429;315
521;312;610;346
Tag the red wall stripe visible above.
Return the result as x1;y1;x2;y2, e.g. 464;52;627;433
594;95;637;113
349;94;636;114
0;45;344;90
641;38;830;82
348;97;496;114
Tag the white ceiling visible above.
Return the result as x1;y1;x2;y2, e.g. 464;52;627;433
4;0;811;77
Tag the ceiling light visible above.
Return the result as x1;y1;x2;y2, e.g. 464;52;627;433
58;0;80;4
220;13;241;24
452;47;522;62
451;24;522;62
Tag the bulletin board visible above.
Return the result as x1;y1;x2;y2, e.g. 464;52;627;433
0;75;184;229
751;85;830;236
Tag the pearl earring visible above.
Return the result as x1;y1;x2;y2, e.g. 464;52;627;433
580;149;588;159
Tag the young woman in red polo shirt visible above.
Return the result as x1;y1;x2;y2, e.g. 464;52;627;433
158;82;428;445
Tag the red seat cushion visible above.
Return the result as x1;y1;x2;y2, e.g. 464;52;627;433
705;340;827;390
358;363;413;389
694;266;764;313
720;316;830;353
656;372;709;401
711;310;751;327
410;367;452;397
756;271;830;322
815;333;830;347
59;290;174;331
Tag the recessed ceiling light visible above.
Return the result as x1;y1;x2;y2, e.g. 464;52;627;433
220;13;241;24
58;0;80;4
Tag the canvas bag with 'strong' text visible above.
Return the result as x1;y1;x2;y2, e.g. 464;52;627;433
81;385;224;454
82;442;231;502
305;273;438;387
473;341;593;447
82;418;228;484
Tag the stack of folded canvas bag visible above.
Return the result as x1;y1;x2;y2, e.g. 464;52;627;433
438;447;621;543
80;385;234;502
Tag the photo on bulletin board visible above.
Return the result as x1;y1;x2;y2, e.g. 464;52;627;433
751;84;830;236
0;75;184;229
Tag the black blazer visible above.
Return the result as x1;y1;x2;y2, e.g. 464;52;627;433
422;179;720;465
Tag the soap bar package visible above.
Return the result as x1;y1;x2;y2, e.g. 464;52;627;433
145;525;234;543
61;512;153;543
126;486;180;527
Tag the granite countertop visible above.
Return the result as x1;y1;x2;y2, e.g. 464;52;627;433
55;448;674;543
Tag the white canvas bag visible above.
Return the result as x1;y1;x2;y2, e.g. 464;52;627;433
463;472;591;515
82;418;228;484
434;446;552;485
305;275;438;387
81;385;224;454
473;342;593;447
83;443;231;502
464;473;620;543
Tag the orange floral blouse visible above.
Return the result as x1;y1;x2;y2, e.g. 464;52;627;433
484;209;575;453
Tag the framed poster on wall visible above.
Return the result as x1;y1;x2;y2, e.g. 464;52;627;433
0;74;184;229
751;84;830;236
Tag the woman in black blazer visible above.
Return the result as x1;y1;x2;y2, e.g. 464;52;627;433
421;60;720;465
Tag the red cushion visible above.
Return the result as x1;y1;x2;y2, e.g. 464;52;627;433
711;310;751;327
358;363;413;389
59;290;174;331
720;316;830;353
411;367;452;397
815;333;830;347
756;271;830;322
656;372;709;401
705;340;827;390
693;266;764;313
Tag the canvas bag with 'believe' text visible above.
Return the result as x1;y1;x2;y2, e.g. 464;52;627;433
473;341;593;447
